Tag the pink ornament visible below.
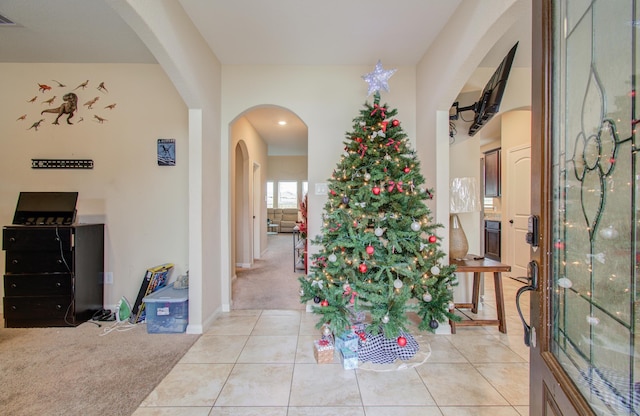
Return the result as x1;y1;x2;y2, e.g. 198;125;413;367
428;235;437;243
359;263;368;273
404;167;410;173
320;300;329;307
366;245;374;255
372;186;381;195
392;119;400;127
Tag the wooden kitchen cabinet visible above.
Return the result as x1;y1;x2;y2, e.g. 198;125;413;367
484;149;501;197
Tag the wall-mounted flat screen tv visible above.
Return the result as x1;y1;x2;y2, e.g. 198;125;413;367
468;42;518;136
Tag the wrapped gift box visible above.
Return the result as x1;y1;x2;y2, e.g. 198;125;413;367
340;347;358;370
335;330;359;351
313;339;334;364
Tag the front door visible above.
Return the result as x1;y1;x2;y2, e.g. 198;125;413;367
531;0;638;415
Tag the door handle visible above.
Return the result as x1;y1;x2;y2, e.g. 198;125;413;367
516;260;538;346
509;219;514;224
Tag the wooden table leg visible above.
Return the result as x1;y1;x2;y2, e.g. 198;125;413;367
471;272;481;314
493;271;507;333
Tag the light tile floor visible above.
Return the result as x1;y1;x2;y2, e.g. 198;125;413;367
133;277;530;416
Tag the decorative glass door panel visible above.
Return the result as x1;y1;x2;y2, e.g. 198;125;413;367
551;0;638;414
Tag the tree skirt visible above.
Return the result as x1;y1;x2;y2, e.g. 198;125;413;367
357;330;419;364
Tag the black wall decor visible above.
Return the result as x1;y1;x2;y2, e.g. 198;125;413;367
31;159;94;169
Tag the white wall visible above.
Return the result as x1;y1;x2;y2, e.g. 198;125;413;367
111;0;223;332
0;63;189;310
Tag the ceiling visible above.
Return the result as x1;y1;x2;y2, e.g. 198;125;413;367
0;0;531;154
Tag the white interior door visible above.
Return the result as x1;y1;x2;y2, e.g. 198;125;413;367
252;162;261;260
505;144;530;279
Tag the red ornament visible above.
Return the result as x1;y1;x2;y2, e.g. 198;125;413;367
359;263;368;273
366;245;374;255
392;119;400;127
404;167;411;173
356;137;363;143
320;300;329;307
428;235;437;243
397;336;407;347
372;186;381;195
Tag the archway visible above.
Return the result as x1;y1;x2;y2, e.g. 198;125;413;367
233;140;252;271
229;104;308;309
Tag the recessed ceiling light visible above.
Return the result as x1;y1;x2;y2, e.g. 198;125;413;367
278;121;287;126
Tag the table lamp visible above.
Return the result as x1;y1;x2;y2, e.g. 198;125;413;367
449;177;480;260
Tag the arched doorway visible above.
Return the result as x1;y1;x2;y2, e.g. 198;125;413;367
229;105;308;309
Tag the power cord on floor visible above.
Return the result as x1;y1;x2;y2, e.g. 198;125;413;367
99;320;138;336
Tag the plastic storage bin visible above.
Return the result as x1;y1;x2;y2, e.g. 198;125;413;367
142;283;188;333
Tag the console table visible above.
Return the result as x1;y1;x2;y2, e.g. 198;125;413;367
449;255;511;334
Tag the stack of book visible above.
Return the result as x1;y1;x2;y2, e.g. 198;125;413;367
129;263;174;324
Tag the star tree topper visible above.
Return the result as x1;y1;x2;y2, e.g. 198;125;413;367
362;60;397;96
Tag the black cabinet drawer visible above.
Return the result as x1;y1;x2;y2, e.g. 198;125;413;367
3;296;73;320
4;273;72;296
3;223;104;327
5;251;72;273
3;227;72;251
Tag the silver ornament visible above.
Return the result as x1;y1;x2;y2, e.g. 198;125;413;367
411;221;421;231
364;173;371;181
586;315;600;326
430;266;440;275
393;278;403;289
381;315;390;323
599;225;619;240
375;227;384;237
328;253;337;263
557;277;572;288
423;292;432;302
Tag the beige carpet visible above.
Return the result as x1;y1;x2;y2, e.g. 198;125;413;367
0;319;198;416
233;233;306;310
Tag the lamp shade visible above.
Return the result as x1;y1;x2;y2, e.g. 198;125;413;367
450;177;481;213
449;177;480;260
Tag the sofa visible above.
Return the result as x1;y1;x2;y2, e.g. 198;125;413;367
267;208;300;233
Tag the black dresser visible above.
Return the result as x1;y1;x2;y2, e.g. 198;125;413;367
2;223;104;327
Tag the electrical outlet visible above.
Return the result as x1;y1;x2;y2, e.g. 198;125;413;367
104;272;113;285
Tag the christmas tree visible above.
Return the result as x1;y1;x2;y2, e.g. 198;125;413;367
300;62;459;360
